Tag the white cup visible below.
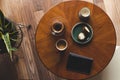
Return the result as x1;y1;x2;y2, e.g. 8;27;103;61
79;7;90;21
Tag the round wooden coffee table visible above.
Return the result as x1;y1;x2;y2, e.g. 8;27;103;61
35;1;116;80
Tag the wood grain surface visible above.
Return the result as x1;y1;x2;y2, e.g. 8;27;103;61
36;1;116;80
0;0;119;80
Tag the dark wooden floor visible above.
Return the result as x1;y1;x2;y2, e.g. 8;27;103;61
0;0;120;80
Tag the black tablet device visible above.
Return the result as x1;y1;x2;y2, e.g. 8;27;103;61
66;52;93;74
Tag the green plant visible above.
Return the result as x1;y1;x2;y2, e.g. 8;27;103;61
0;10;19;61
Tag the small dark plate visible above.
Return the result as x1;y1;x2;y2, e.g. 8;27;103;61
71;22;93;45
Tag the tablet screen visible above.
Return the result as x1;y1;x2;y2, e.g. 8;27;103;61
66;52;93;74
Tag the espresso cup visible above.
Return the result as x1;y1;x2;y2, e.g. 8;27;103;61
56;39;68;52
51;21;65;36
79;7;90;21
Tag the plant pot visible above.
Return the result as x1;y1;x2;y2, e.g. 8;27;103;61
0;54;18;80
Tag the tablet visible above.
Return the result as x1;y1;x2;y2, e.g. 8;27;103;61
66;52;93;74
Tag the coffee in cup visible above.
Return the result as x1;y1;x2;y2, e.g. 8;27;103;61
51;21;65;36
56;39;68;52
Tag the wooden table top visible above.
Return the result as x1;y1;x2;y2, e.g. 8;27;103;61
36;1;116;79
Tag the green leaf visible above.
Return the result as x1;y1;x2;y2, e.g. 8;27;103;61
5;22;10;29
2;33;13;61
0;27;3;31
10;48;17;51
